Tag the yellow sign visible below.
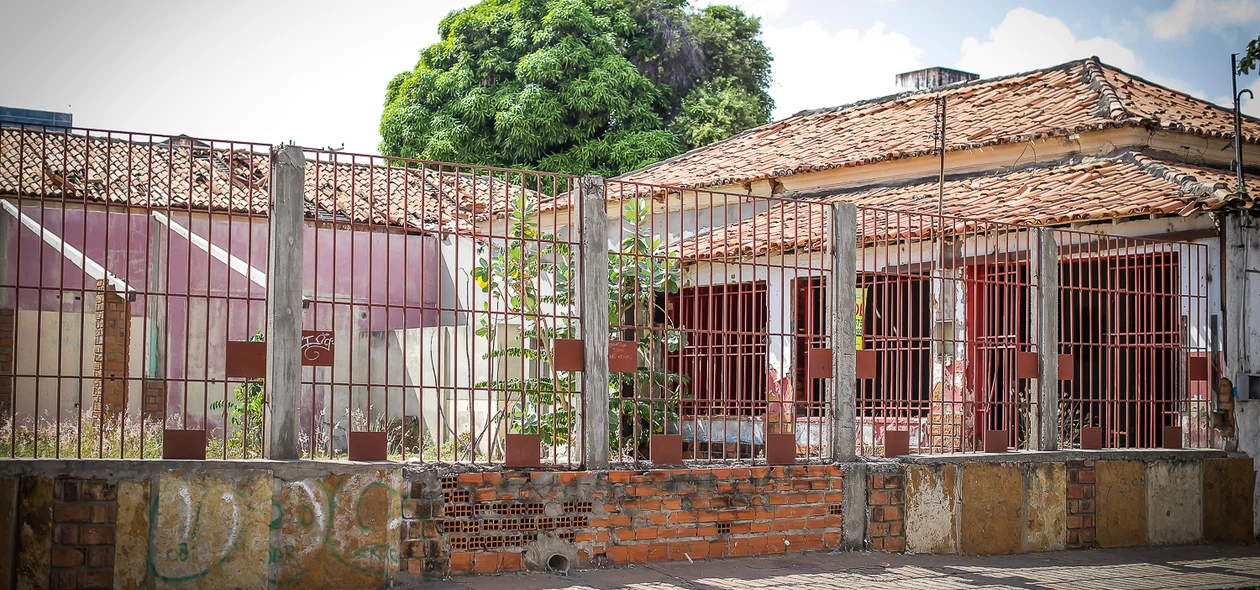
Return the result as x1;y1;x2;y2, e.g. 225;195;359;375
856;287;867;350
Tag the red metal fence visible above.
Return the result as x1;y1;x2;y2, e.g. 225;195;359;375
1053;229;1213;449
848;207;1042;454
603;180;836;464
296;147;582;464
0;124;272;459
0;123;1222;463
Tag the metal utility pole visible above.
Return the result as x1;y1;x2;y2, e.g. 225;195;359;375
1232;53;1253;196
935;96;946;224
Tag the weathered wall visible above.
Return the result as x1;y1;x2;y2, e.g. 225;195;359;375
0;462;403;590
0;451;1249;588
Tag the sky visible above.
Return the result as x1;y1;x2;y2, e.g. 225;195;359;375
1;0;1259;155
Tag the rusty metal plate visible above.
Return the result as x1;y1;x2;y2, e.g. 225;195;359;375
1080;426;1103;450
855;349;877;380
608;340;637;373
651;434;683;465
1057;354;1074;381
1015;352;1038;380
883;429;910;458
225;341;266;378
984;429;1009;453
348;431;387;461
1162;426;1183;450
505;433;542;467
807;348;833;380
553;339;584;372
765;432;796;465
301;330;335;367
162;429;207;460
1188;354;1210;382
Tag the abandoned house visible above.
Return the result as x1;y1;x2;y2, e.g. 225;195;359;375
543;57;1260;457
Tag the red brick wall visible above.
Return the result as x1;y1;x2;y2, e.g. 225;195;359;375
867;471;905;552
1066;460;1096;549
50;477;118;589
92;282;129;419
0;308;13;419
401;465;845;576
142;380;165;421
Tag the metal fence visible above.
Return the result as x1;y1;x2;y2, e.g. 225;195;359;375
603;180;835;464
1052;229;1213;450
851;206;1043;455
0;123;1224;463
296;147;582;464
0;124;272;459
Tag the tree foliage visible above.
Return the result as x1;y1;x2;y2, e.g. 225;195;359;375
1240;36;1260;75
379;0;773;176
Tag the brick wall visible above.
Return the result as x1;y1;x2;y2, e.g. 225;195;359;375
401;465;846;577
867;471;905;552
92;281;129;419
0;308;13;419
50;477;118;589
1066;460;1096;549
141;380;165;421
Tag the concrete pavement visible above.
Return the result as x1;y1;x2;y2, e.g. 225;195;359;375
410;544;1260;590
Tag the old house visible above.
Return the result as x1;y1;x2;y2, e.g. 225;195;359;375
579;58;1260;458
0;129;571;459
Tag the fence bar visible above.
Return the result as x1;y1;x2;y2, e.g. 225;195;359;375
580;175;610;468
1035;227;1059;450
265;145;305;460
831;202;858;460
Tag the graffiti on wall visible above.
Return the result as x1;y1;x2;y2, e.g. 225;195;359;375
146;470;401;588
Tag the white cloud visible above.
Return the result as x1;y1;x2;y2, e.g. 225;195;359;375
956;8;1139;76
764;21;923;118
1149;0;1260;40
952;8;1219;101
0;0;473;155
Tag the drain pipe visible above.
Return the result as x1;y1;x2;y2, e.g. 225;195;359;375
547;553;570;575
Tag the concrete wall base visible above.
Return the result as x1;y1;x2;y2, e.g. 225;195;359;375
0;450;1249;587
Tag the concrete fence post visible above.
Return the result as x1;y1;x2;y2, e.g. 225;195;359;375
265;145;305;460
1034;227;1060;451
579;175;610;469
831;202;859;461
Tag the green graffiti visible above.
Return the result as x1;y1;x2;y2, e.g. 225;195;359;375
146;472;402;586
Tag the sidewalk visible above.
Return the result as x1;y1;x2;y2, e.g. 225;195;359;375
412;544;1260;590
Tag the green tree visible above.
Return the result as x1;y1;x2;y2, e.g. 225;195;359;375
1240;36;1260;75
379;0;773;176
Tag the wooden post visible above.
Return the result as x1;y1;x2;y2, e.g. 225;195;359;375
579;175;610;469
265;145;305;460
831;202;858;460
1034;227;1060;451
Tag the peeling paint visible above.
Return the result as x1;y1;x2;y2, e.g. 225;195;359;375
904;464;957;554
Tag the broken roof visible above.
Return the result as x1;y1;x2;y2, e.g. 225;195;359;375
670;151;1255;261
0;127;550;234
621;58;1260;191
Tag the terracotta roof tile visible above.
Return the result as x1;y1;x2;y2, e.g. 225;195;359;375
0;128;547;234
622;58;1260;191
671;152;1253;261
